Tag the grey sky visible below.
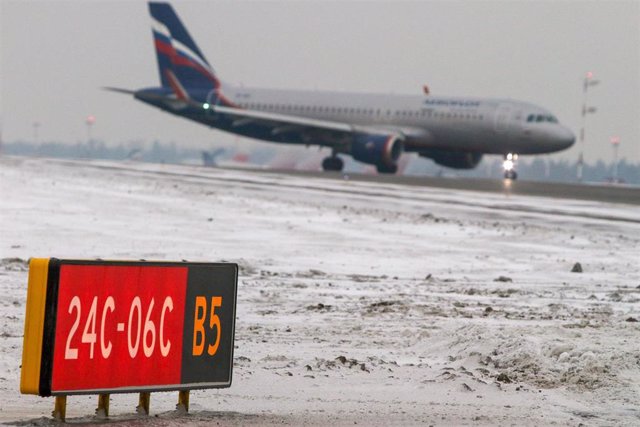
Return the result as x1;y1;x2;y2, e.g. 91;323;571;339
2;0;639;164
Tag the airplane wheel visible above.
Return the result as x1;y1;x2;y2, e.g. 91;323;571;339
376;163;398;174
322;156;344;172
504;170;518;180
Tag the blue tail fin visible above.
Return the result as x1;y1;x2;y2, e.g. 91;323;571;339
149;2;220;91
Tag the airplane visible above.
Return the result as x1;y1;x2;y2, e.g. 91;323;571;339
107;1;575;180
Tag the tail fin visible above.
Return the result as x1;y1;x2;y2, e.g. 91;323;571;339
149;2;220;91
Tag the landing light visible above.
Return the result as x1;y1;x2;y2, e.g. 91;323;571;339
203;103;210;110
503;159;514;171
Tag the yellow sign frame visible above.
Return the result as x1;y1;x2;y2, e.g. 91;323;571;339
20;258;50;395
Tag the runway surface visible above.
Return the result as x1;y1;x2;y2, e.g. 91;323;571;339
1;156;639;426
259;167;640;205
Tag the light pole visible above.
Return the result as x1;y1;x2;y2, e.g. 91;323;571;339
610;136;620;183
86;115;96;156
577;71;599;182
86;115;95;144
33;121;41;144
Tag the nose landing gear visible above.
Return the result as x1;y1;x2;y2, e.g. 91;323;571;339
503;153;518;180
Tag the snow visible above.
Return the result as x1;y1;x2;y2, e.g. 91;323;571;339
1;156;639;425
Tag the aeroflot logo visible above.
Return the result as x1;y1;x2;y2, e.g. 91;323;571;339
424;100;481;107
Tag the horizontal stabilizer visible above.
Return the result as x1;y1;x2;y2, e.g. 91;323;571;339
102;87;136;95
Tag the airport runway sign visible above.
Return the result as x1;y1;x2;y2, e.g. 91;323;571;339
20;258;237;396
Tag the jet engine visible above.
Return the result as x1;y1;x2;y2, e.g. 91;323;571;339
351;134;404;173
419;149;483;169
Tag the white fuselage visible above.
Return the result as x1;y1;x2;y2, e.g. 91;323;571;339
216;85;575;155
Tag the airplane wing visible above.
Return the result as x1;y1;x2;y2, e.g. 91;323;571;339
105;86;382;146
211;104;403;149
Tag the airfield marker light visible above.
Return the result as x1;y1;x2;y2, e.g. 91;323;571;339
586;72;600;87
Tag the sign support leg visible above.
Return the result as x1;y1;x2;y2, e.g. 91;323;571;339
53;395;66;422
137;392;151;415
96;393;110;418
177;390;190;413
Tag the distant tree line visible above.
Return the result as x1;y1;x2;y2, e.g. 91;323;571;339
2;139;639;185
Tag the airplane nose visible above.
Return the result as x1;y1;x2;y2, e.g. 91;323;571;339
555;126;575;150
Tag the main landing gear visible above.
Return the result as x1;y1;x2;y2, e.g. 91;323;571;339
376;163;398;174
322;154;344;172
503;153;518;180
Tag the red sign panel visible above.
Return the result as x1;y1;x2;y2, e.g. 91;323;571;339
28;259;237;396
52;265;187;392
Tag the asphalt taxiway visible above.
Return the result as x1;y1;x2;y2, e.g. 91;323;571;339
259;168;640;205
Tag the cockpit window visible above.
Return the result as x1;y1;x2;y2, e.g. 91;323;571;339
527;114;559;124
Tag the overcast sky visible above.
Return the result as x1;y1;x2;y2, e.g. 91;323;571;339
2;0;639;164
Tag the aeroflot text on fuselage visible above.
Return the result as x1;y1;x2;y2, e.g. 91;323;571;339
424;100;482;107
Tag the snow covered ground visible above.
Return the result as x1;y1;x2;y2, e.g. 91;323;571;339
1;156;639;426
